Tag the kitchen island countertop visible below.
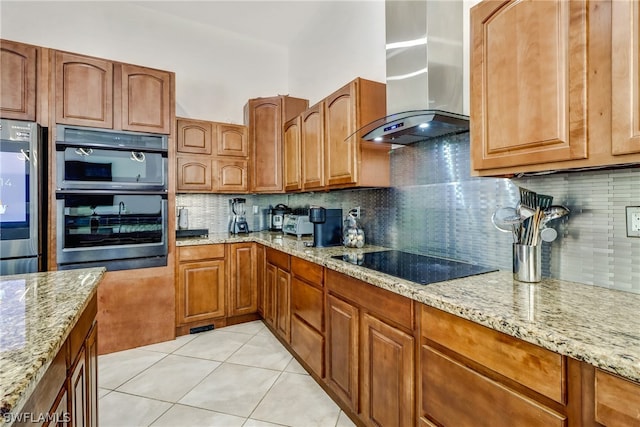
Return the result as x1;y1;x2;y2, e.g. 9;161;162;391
179;231;640;384
0;268;105;424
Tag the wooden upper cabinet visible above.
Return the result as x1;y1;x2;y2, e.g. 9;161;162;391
177;156;212;191
215;159;248;193
470;0;588;171
301;102;325;191
283;116;302;192
54;50;173;133
612;0;640;155
177;118;213;155
324;78;389;189
218;124;248;157
119;64;172;133
245;95;308;193
0;40;37;121
55;51;114;129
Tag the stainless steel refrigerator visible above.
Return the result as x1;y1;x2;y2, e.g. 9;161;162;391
0;118;45;275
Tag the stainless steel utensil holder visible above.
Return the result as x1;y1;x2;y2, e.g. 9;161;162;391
513;243;541;282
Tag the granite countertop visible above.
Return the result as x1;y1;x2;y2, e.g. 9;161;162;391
0;268;105;424
179;231;640;384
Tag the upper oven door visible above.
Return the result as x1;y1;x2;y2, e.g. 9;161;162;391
56;125;168;191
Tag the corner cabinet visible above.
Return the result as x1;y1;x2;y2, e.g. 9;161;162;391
53;51;173;133
0;39;38;121
611;0;640;155
245;95;309;193
324;78;390;189
301;102;325;191
176;118;248;193
283;116;302;192
471;0;640;176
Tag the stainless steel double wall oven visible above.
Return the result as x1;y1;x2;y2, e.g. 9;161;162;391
55;125;168;271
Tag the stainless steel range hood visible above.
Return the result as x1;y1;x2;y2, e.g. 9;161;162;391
357;0;468;145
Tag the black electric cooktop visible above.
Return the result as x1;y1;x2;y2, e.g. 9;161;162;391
333;250;497;285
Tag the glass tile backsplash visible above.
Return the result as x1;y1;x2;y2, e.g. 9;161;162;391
178;133;640;294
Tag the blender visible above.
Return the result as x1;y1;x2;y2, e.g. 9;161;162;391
229;198;250;234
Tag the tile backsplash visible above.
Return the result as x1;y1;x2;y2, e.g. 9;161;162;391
178;133;640;294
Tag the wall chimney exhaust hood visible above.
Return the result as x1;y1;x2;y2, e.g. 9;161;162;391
355;0;468;145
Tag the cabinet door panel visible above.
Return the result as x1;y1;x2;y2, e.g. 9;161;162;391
471;0;588;170
215;159;247;192
264;263;277;327
85;323;98;427
275;268;291;342
228;243;257;316
284;117;302;192
595;369;640;426
178;260;225;324
120;64;171;134
612;0;640;155
326;293;359;411
301;103;325;190
291;277;323;332
249;98;283;192
177;119;213;154
421;345;566;427
361;313;414;427
218;124;248;157
177;156;212;191
0;40;37;120
55;51;113;128
70;346;87;427
291;314;325;378
325;83;357;186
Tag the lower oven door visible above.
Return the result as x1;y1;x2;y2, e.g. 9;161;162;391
56;192;168;271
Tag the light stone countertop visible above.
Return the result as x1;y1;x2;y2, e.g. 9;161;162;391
0;268;105;425
179;231;640;384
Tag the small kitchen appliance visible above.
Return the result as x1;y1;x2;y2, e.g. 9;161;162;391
309;207;343;247
269;204;291;231
177;207;189;230
229;197;249;234
282;214;314;237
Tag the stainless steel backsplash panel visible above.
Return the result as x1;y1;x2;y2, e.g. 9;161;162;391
179;133;640;294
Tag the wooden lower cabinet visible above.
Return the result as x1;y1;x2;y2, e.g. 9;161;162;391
275;267;291;341
594;369;640;426
228;243;258;316
264;248;291;342
326;293;360;412
16;295;97;427
177;245;226;326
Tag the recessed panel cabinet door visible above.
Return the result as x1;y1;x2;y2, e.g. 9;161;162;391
301;102;325;190
228;243;257;316
325;82;358;187
215;159;248;193
218;124;248;157
177;156;212;192
177;260;225;324
326;293;359;412
177;118;213;154
0;40;37;120
283;117;302;192
470;0;588;170
361;313;414;427
612;0;640;155
55;51;113;128
249;98;283;192
120;64;171;134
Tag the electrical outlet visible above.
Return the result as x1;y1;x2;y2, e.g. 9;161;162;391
352;206;361;218
626;206;640;237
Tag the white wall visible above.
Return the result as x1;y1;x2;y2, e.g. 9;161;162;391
0;1;289;124
288;1;386;105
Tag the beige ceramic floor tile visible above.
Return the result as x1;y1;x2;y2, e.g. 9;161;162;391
226;334;292;370
117;354;220;402
178;362;280;417
243;419;290;427
336;411;358;427
284;357;309;375
98;349;166;390
250;372;341;427
150;404;245;426
219;320;266;335
98;391;171;427
136;333;198;354
173;330;253;361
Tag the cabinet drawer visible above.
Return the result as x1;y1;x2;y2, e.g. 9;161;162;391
326;269;412;330
291;314;324;378
266;248;290;270
179;244;225;261
595;369;640;426
291;277;323;331
421;305;564;403
421;345;566;427
291;256;323;286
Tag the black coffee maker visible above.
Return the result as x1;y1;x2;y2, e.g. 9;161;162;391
309;207;342;247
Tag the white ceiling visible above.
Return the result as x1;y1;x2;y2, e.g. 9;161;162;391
130;1;339;48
